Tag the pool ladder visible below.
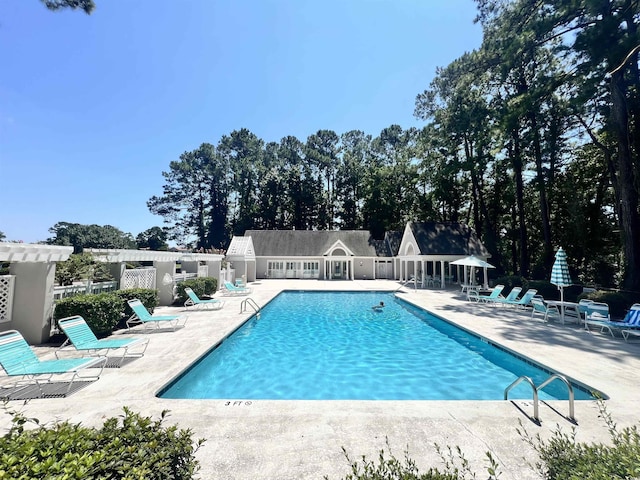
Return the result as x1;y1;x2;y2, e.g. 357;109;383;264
504;374;575;422
240;298;261;315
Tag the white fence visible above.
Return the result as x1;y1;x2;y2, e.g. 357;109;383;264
121;268;156;290
0;275;15;323
173;272;197;283
52;281;119;300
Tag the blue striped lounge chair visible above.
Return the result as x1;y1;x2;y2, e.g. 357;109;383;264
622;305;640;341
0;329;106;398
584;303;640;337
57;316;149;366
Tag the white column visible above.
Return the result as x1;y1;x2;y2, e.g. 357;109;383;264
9;262;56;344
154;261;176;306
206;260;221;288
440;261;445;289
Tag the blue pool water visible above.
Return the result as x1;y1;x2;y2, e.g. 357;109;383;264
159;291;597;400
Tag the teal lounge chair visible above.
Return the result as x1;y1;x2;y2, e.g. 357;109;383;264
126;299;188;332
530;296;560;322
57;316;149;366
0;329;106;398
504;289;538;309
490;286;522;306
184;287;225;310
222;281;252;296
468;284;504;303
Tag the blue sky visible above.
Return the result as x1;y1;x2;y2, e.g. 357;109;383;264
0;0;482;244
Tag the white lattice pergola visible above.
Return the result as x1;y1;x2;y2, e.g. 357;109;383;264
0;243;73;344
86;249;224;306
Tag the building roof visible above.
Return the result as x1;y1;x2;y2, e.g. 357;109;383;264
244;230;387;257
226;236;255;259
384;231;403;257
409;222;489;257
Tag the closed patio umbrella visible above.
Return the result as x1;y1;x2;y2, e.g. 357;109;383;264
550;247;572;322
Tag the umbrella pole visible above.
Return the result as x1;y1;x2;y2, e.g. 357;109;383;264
560;287;565;324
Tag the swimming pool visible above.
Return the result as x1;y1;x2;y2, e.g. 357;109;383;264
159;291;598;400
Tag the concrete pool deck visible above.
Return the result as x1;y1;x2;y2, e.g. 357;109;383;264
2;279;640;479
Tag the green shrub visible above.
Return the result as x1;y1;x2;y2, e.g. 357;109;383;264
326;438;500;480
54;293;123;336
0;405;204;480
174;277;218;305
527;280;560;300
519;400;640;480
112;288;159;317
494;275;528;295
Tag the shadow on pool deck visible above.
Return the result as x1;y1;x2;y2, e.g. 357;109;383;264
3;279;640;480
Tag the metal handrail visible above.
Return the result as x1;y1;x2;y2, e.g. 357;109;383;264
504;374;576;422
240;298;261;314
537;374;575;420
505;376;539;421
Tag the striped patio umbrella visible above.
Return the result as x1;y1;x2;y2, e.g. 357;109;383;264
550;247;572;321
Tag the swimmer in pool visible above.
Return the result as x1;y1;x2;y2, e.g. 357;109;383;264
372;301;385;311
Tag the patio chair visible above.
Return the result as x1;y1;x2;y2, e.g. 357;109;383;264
56;316;149;366
585;303;640;339
583;302;627;337
222;281;252;296
578;299;594;322
126;299;188;332
0;329;106;398
489;286;522;306
504;289;538;309
468;284;504;303
530;296;560;322
184;287;225;310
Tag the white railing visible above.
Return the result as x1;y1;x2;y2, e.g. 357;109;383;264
121;268;156;290
173;272;197;283
52;280;119;300
89;280;118;294
0;275;15;323
53;284;86;300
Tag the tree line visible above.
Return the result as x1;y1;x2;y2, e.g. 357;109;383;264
150;1;640;293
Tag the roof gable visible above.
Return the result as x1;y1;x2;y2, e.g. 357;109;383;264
226;236;255;259
243;230;388;257
408;222;489;256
